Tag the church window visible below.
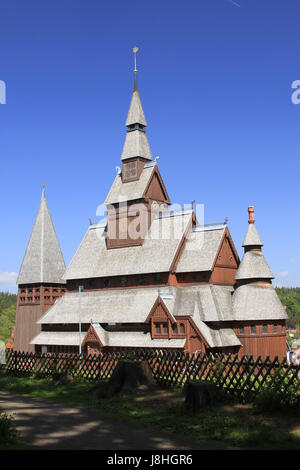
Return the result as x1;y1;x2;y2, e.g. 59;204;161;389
123;160;138;181
104;278;110;288
155;274;163;284
162;323;168;335
239;326;244;334
180;323;185;334
172;323;178;335
155;323;161;334
250;325;256;334
121;277;127;287
273;324;278;333
262;324;268;334
87;280;94;289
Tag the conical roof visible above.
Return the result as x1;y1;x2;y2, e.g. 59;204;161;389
126;83;147;126
17;190;66;285
235;250;274;281
121;129;152;161
242;223;263;247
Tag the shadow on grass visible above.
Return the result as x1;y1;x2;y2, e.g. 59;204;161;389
0;371;299;450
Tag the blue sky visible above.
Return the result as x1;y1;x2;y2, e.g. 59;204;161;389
0;0;299;293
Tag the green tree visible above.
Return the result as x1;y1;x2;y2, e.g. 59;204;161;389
0;291;17;344
0;304;16;343
275;287;300;329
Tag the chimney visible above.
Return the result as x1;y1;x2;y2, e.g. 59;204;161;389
248;206;255;224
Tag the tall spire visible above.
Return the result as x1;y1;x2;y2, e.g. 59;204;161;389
17;186;66;285
121;47;152;161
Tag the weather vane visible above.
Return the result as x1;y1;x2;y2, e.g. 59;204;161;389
133;46;139;72
42;182;46;191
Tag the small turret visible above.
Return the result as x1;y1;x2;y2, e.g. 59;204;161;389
235;206;273;284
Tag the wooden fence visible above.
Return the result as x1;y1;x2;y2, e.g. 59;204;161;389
1;349;299;402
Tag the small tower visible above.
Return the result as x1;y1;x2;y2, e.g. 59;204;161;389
235;206;273;285
232;206;288;358
14;186;66;353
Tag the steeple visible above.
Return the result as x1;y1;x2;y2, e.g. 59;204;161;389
17;185;66;285
121;47;152;161
235;206;273;283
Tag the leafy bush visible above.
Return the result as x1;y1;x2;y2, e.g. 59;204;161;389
254;370;300;413
0;411;18;445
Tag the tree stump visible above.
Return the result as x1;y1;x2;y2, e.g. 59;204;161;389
97;360;155;399
185;381;220;412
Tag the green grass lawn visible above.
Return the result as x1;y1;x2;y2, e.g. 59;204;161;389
0;371;299;450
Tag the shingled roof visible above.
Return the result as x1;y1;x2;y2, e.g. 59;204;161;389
121;129;152;161
63;211;193;280
126;75;147;126
37;283;239;348
105;164;154;205
175;225;226;273
242;223;263;247
235;250;274;281
17;190;66;285
232;284;288;321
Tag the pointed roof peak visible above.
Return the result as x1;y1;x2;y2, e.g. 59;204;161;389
242;206;263;247
126;46;147;127
243;224;263;247
126;85;147;127
17;189;66;285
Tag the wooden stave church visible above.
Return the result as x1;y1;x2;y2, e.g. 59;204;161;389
14;58;288;359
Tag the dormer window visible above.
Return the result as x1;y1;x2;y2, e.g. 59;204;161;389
154;322;169;337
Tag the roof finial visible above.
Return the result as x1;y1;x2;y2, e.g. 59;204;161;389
133;46;139;90
248;206;255;224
